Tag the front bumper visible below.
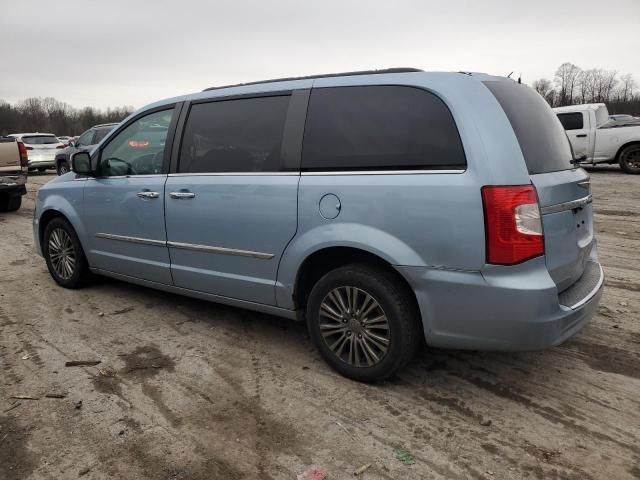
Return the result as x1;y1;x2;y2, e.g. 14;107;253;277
397;248;603;351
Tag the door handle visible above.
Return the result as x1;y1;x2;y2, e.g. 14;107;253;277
169;191;196;199
576;134;587;138
137;191;160;199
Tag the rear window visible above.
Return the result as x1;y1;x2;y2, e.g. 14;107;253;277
21;135;58;145
557;112;584;130
483;81;573;175
302;86;466;171
93;126;115;144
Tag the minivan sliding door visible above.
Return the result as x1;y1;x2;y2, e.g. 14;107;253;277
165;91;306;306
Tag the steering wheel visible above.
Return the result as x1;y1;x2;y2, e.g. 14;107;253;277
102;157;137;176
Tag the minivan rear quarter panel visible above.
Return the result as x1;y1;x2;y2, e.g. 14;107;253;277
276;73;536;309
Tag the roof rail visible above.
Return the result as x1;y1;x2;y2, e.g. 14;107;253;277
202;68;423;92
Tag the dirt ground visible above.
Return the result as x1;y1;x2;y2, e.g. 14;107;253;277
1;167;639;480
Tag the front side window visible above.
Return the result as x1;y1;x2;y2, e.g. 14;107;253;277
99;109;174;176
557;113;584;131
302;86;467;171
76;130;94;147
93;126;115;144
178;95;290;173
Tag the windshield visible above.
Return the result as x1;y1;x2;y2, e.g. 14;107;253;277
483;80;574;175
21;135;59;145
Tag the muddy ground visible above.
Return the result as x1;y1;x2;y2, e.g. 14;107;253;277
1;167;639;480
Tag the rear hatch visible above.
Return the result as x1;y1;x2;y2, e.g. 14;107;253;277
21;135;60;161
484;80;594;292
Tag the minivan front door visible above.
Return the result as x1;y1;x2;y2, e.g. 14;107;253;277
165;94;301;305
83;108;176;284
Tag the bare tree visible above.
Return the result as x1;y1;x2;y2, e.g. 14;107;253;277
555;62;582;106
532;78;556;105
0;97;133;136
618;73;636;102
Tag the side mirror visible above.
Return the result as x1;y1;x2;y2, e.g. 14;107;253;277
71;151;92;175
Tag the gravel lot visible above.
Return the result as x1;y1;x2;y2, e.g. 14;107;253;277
1;168;639;480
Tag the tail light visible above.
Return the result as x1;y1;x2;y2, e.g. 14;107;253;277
18;142;29;167
56;144;65;149
481;185;544;265
128;139;149;148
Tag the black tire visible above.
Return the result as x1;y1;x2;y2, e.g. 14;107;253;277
37;167;47;172
618;144;640;174
57;160;70;175
306;264;422;382
43;217;92;288
0;195;21;212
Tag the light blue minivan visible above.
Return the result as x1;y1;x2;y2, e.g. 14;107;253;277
33;68;603;381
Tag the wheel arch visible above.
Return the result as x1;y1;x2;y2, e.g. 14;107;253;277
38;202;88;257
615;140;640;161
290;246;421;324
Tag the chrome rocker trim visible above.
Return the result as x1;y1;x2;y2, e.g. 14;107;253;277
95;233;274;259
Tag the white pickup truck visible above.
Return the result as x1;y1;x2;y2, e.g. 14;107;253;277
553;103;640;174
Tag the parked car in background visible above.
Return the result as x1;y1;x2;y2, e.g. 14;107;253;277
54;123;118;175
554;103;640;174
0;136;28;211
57;136;72;146
8;133;65;172
33;69;603;381
609;114;640;122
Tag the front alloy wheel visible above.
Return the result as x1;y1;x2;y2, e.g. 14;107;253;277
48;228;76;279
43;217;92;288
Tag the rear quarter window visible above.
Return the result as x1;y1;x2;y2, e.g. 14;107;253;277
302;85;466;171
483;81;573;175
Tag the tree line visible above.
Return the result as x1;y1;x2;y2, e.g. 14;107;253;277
532;63;640;114
0;97;133;137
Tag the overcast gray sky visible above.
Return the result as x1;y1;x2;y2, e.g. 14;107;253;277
2;0;638;110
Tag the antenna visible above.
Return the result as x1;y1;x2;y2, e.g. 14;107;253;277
518;73;522;84
507;72;514;79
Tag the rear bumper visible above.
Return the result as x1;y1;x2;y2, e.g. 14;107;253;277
0;173;27;195
397;248;603;351
28;159;56;168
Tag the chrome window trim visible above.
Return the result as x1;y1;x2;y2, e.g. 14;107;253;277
168;172;298;177
567;264;604;310
302;169;466;176
167;170;466;177
86;174;167;180
95;233;166;247
540;195;592;215
167;241;274;259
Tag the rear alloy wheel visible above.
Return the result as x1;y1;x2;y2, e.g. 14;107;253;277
619;145;640;174
318;286;391;367
43;217;92;288
306;264;422;382
57;160;70;175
